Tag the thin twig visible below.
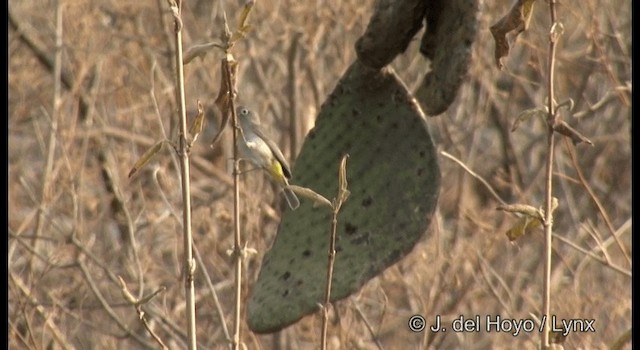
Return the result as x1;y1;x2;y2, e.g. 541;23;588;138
10;271;75;350
193;244;232;342
563;138;631;265
352;302;385;350
8;6;91;119
98;147;145;299
476;252;514;314
148;164;233;342
321;207;338;350
541;2;560;347
77;260;157;349
440;151;508;206
119;277;169;350
554;233;630;278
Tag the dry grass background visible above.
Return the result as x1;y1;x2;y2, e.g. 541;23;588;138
8;0;631;349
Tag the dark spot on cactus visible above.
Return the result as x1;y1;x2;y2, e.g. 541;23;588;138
345;222;358;235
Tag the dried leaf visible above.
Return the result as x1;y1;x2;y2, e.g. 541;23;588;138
337;154;350;205
211;55;238;147
183;42;222;65
287;185;332;209
230;27;251;43
490;0;537;69
214;54;238;114
128;140;166;178
117;276;137;304
225;1;255;45
238;1;255;31
554;120;593;146
188;100;205;145
512;107;546;132
545;196;559;216
557;98;574;112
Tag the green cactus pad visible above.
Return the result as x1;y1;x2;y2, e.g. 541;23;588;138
247;61;440;333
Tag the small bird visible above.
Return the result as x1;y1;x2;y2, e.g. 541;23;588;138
236;106;300;210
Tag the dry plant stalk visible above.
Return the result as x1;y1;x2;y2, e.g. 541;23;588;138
488;0;626;347
118;276;169;350
210;4;253;348
166;0;198;348
540;2;561;348
222;59;244;349
321;155;350;350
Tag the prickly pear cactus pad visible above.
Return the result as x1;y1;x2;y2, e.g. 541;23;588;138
247;61;441;333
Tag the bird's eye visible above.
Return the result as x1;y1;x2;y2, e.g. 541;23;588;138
241;108;249;115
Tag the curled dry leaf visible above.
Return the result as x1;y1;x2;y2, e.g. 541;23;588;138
211;55;238;147
214;54;238;115
188;100;205;145
183;42;222;65
117;276;137;304
128;140;166;178
230;0;255;42
490;0;537;69
554;120;593;146
557;98;575;112
287;185;333;209
512;107;546;132
337;154;350;207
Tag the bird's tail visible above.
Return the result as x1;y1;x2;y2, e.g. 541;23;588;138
280;177;300;210
269;163;299;210
282;186;300;210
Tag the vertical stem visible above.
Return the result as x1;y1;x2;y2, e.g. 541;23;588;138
171;1;197;348
542;1;558;348
321;208;338;350
321;155;348;349
224;61;243;350
233;127;242;350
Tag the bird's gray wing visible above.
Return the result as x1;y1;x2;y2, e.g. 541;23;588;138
251;121;293;179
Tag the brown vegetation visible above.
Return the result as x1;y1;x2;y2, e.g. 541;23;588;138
9;0;630;349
